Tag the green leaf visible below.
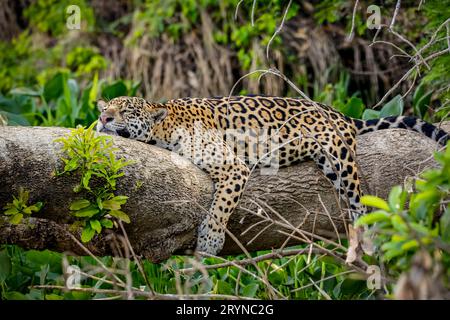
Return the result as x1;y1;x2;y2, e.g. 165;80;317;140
388;186;406;213
28;202;43;212
410;190;440;221
355;211;390;226
215;280;233;295
380;95;404;118
10;87;42;97
361;195;390;211
44;72;66;102
413;84;432;118
413;83;425;107
3;291;29;300
102;200;121;210
362;109;380;120
0;111;30;126
401;239;419;251
3;207;19;215
90;220;102;234
73;207;99;218
101;81;128;100
110;195;128;205
9;213;24;225
64;158;79;172
71;290;92;300
70;199;91;211
22;207;32;215
12;198;20;208
96;197;103;210
109;210;130;223
340;97;365;118
241;283;259;298
82;171;92;189
409;222;431;236
0;250;12;282
440;208;450;242
81;226;95;243
391;215;408;233
100;218;114;229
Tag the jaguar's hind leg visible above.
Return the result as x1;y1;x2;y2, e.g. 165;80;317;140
313;139;366;221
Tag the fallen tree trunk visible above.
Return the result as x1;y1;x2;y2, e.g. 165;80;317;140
0;124;448;262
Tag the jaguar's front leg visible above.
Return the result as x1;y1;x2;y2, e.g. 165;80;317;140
196;163;250;255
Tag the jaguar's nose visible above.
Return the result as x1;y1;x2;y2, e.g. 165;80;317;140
100;114;114;125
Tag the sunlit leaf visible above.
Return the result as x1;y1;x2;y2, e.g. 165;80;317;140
109;210;130;223
69;199;91;211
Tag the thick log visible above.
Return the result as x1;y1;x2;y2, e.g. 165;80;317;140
0;124;448;262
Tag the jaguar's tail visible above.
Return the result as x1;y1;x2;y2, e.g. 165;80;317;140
350;116;449;147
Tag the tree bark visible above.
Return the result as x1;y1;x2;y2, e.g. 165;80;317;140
0;124;448;262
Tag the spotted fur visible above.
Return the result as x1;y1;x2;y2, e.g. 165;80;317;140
96;95;448;254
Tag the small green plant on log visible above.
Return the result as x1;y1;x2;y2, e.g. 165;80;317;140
55;121;132;242
1;188;43;225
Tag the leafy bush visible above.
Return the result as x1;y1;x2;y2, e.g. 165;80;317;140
357;142;450;280
55;122;132;242
24;0;95;37
0;71;139;127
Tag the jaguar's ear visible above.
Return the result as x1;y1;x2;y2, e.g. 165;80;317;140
97;99;107;112
151;107;168;123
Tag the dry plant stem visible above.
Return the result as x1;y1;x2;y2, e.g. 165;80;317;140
197;252;286;299
234;0;244;20
180;248;315;272
266;0;292;60
65;231;126;287
389;0;401;30
446;22;450;52
291;270;355;293
277;230;368;274
308;278;332;300
347;0;360;41
372;49;448;109
118;220;154;294
318;194;341;244
412;18;450;60
242;203;346;250
389;28;430;70
251;0;257;27
370;40;411;58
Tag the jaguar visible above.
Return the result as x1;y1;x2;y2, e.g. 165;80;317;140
96;95;448;254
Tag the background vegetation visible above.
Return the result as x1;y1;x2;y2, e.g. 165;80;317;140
0;0;449;300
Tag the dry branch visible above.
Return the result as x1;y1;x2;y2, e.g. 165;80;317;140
1;124;449;262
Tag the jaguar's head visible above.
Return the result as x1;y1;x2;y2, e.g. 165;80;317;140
96;96;168;141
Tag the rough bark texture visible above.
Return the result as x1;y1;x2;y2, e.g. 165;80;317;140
0;124;448;262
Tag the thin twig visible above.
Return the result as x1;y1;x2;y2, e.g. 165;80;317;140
234;0;245;21
179;248;314;272
251;0;257;26
389;0;401;30
347;0;360;41
266;0;292;60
